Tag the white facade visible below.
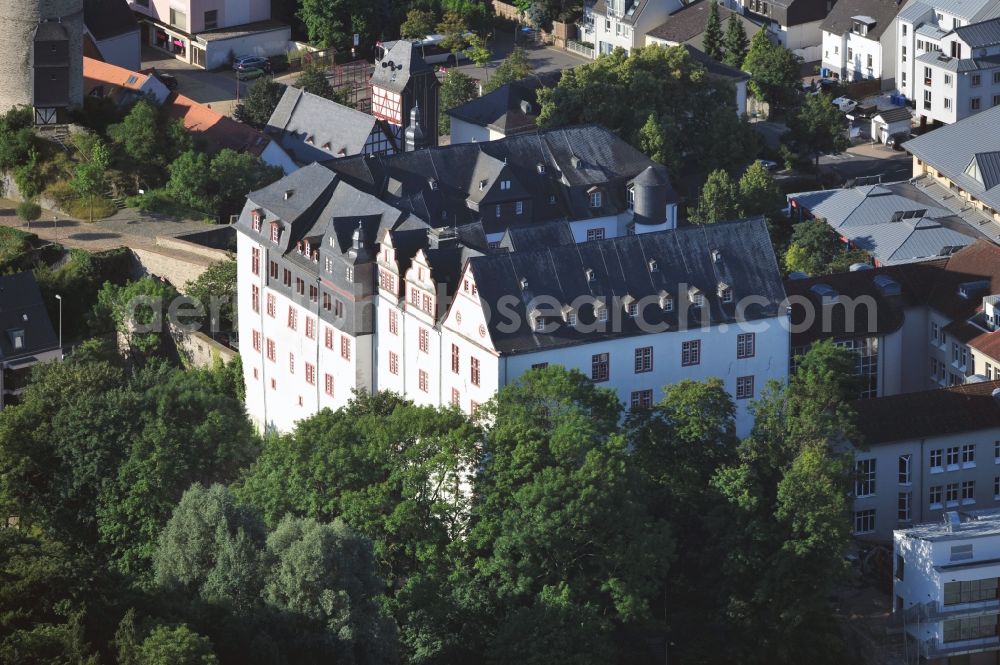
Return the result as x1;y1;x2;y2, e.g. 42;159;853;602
587;0;684;56
438;264;789;438
894;510;1000;662
822;27;885;81
448;117;504;145
237;231;372;433
90;29;141;72
896;4;1000;124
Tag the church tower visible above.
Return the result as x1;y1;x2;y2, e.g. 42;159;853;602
0;0;84;124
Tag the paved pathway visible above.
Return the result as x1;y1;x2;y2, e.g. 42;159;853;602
0;200;218;266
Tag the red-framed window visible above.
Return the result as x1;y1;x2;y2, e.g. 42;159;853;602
341;336;351;361
266;338;275;362
451;344;460;373
252;329;261;351
471;357;480;387
389;351;399;375
252;285;260;312
389;309;398;335
325;327;334;350
419;369;429;392
251;247;260;275
305;362;316;385
419;328;429;353
289;353;295;374
266;293;275;317
325;373;334;396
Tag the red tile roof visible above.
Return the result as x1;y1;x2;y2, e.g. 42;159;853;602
83;56;152;94
164;93;271;157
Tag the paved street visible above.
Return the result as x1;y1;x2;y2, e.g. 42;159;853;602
448;30;591;84
818;143;913;184
142;46;247;116
0;199;214;257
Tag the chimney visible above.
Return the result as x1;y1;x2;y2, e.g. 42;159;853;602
405;103;429;152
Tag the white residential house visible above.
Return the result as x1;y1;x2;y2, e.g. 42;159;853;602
894;507;1000;663
895;0;1000;124
582;0;685;56
819;0;906;87
725;0;832;60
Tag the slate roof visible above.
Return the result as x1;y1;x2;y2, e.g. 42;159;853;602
469;218;786;355
446;77;554;135
498;222;576;253
955;16;1000;47
874;107;913;123
266;87;382;163
929;0;1000;21
783;262;940;346
819;0;905;40
592;0;658;25
326;125;674;236
851;380;1000;445
904;104;1000;213
925;240;1000;321
647;0;756;44
682;45;751;81
0;272;59;362
84;0;139;41
371;40;435;95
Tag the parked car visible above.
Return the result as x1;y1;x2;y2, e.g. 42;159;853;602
237;67;267;82
233;55;272;73
756;159;779;171
831;96;857;113
151;70;178;91
886;131;914;150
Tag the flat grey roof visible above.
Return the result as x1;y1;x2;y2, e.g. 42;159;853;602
900;508;1000;542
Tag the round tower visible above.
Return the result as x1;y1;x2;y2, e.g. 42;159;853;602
0;0;84;124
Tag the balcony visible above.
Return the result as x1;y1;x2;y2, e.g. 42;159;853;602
894;599;1000;626
924;635;1000;660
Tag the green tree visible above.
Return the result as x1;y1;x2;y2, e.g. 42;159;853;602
538;45;757;184
97;363;259;576
263;516;399;663
691;168;741;223
13;147;44;200
109;100;163;166
237;77;286;129
166;150;213;213
400;9;437;39
784;218;868;276
71;160;106;224
296;62;334;100
136;625;218;665
703;1;724;61
154;483;265;615
465;367;673;658
439;69;479;135
297;0;373;49
742;30;801;108
466;34;492;71
185;259;237;334
90;276;179;358
208;149;283;220
482;47;532;93
738;160;783;216
437;11;469;55
0;107;36;171
710;341;857;664
15;200;41;225
723;14;750;68
786;92;849;165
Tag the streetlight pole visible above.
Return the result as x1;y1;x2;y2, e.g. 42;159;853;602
54;294;62;357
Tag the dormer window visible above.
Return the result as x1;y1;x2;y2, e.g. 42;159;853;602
628;302;638;318
648;259;658;273
585;268;595;282
718;282;733;303
537;163;546;174
562;305;577;326
711;249;722;263
9;329;24;350
520;277;529;290
659;291;674;312
429;178;439;190
270;222;280;243
689;287;704;307
251;209;263;232
534;317;545;332
479;179;488;191
589;191;602;208
567;313;577;326
596;303;608;322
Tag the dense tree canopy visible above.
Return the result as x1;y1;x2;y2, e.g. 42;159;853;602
784;218;869;276
540;45;758;191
